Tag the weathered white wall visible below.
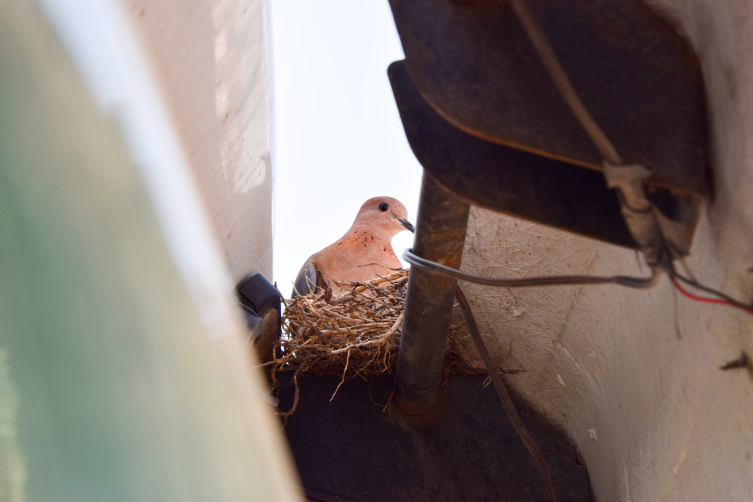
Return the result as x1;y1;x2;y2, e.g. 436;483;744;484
459;1;753;500
124;0;274;282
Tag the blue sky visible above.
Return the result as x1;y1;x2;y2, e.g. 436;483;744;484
271;0;422;294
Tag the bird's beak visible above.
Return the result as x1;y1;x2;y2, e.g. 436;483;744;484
396;216;415;233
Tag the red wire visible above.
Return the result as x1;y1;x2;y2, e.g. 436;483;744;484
670;276;753;315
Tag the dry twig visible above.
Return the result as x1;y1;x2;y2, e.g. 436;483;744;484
269;270;490;414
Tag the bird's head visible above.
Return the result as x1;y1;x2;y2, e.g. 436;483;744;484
352;196;414;237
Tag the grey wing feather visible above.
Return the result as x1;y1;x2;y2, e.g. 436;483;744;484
292;262;317;298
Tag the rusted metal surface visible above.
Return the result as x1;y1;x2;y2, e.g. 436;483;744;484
278;373;591;501
389;59;641;248
393;173;470;415
389;0;709;197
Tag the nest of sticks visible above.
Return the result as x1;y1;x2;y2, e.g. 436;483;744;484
269;269;487;416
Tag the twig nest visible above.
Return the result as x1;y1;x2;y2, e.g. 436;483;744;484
270;270;485;399
274;271;410;379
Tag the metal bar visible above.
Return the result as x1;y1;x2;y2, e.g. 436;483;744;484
393;173;470;415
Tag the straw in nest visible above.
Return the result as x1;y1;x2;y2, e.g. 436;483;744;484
269;269;490;417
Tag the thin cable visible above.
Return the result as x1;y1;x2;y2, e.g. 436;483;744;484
456;287;557;502
405;248;753;315
404;249;659;289
673;273;753;311
670;276;753;315
670;277;727;305
507;0;621;165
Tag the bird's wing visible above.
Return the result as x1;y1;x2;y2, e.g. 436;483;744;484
292;262;317;298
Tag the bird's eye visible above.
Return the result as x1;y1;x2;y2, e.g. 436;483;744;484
378;202;389;212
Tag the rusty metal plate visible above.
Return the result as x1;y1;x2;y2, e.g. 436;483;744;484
277;373;590;502
389;0;708;196
389;60;639;249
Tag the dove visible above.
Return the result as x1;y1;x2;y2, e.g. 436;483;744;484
292;197;414;297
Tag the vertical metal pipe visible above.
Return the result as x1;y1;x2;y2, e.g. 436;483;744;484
394;173;470;415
